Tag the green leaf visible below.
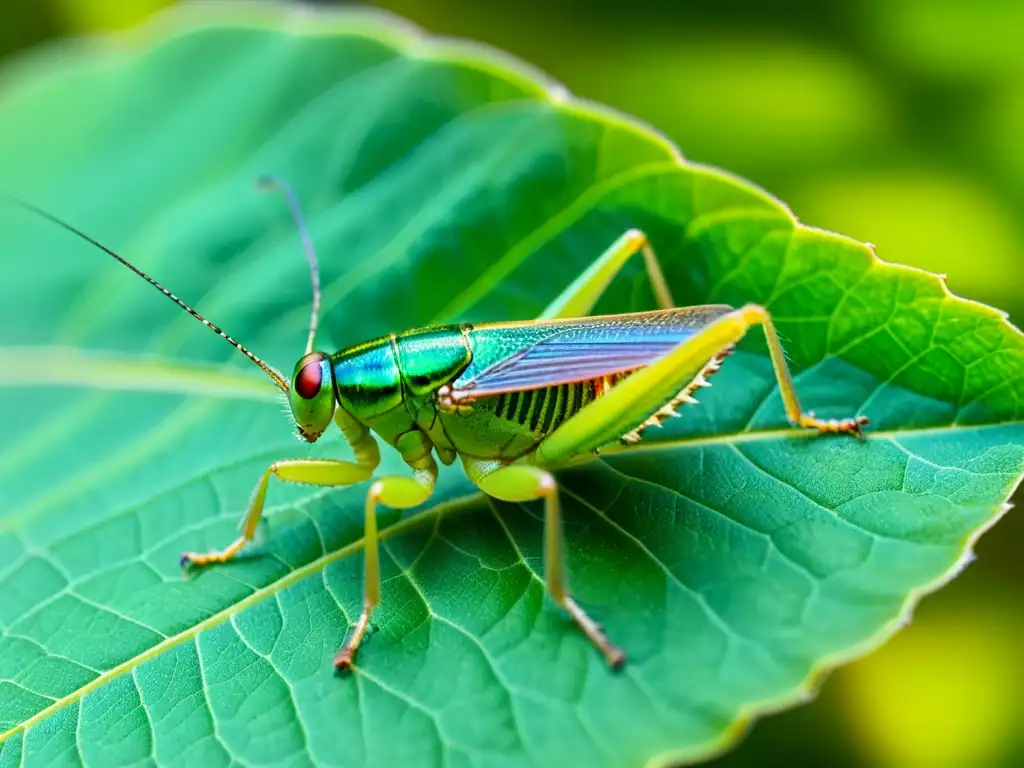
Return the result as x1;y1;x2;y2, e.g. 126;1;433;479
0;4;1021;766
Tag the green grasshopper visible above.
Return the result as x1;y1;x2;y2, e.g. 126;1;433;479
7;178;867;671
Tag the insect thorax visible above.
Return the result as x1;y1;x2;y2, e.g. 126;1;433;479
330;325;473;448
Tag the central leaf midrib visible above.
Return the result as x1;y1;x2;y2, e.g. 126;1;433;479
3;419;1018;744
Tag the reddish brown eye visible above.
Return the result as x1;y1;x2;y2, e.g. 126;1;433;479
295;360;323;400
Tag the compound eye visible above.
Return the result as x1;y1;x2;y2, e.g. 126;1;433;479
295;359;323;400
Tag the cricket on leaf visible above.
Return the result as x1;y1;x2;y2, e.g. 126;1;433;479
4;177;868;672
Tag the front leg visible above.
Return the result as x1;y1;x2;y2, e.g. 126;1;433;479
181;409;381;569
180;457;375;568
463;457;626;669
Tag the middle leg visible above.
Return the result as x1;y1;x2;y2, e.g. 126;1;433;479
334;431;438;671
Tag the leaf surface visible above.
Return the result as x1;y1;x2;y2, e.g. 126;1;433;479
0;5;1021;767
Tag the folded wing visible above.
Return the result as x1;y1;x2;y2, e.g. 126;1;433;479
453;306;732;397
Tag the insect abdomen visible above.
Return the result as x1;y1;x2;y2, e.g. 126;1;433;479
492;373;631;437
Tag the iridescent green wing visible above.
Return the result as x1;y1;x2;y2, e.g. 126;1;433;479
453;305;733;397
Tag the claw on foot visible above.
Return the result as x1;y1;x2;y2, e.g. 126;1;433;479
179;536;247;571
333;648;357;672
799;412;870;437
333;606;374;673
563;596;627;671
606;647;627;672
180;551;221;570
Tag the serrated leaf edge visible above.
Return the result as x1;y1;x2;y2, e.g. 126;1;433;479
0;2;1020;764
648;482;1020;767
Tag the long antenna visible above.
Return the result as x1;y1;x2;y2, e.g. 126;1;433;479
257;175;322;356
0;193;290;393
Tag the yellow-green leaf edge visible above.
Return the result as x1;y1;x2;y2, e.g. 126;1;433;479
0;2;1020;766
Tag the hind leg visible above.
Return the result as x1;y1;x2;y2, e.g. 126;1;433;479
537;303;869;465
540;229;674;319
463;458;625;669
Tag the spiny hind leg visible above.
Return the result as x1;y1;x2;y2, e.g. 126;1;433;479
742;304;870;434
334;432;438;671
537;303;869;465
180;458;375;568
539;229;674;320
463;458;626;670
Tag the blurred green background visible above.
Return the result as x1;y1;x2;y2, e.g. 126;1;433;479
1;0;1021;765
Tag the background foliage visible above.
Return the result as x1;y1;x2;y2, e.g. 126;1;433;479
0;0;1022;766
